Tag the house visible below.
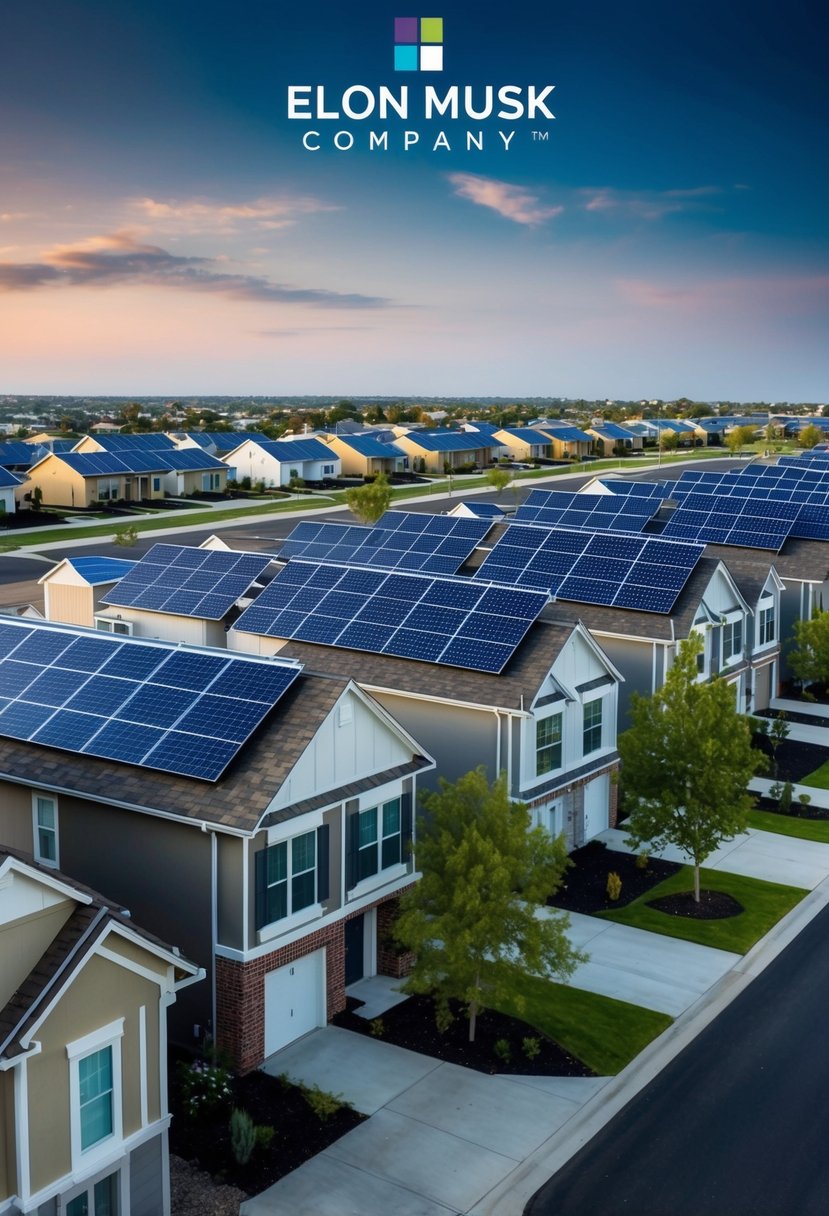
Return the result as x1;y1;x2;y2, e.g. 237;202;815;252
0;848;200;1216
171;432;266;458
154;449;228;496
586;422;641;453
0;617;433;1074
223;438;340;487
39;557;137;630
534;423;594;461
321;433;408;478
492;428;554;463
0;444;46;476
0;466;21;515
21;453;171;509
73;434;177;455
390;429;498;472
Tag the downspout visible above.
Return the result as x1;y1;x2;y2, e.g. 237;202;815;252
491;708;502;776
200;823;218;1039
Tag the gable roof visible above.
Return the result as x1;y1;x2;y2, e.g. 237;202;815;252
156;448;227;472
64;557;137;585
333;434;406;458
497;427;553;446
397;430;499;453
536;424;593;443
234;437;334;462
88;433;176;451
40;451;172;477
0;465;22;488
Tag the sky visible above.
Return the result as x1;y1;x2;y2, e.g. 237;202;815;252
0;0;826;401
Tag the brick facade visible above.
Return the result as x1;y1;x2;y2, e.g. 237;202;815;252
216;885;415;1073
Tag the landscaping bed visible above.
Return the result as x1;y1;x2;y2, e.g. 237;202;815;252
333;993;595;1077
169;1061;364;1197
648;890;743;919
548;840;683;914
766;739;829;784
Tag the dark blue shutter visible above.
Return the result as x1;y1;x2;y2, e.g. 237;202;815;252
346;812;359;891
254;848;268;930
401;792;413;858
316;824;330;902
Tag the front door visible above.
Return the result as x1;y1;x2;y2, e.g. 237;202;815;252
345;914;364;986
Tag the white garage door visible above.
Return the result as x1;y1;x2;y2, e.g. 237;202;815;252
583;775;610;841
264;949;325;1057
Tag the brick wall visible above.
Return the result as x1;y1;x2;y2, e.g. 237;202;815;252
376;897;416;979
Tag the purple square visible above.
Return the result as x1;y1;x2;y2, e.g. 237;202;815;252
395;16;418;43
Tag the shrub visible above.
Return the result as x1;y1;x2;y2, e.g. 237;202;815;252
435;999;454;1034
254;479;266;495
635;852;650;870
255;1125;275;1152
494;1038;512;1064
229;1108;256;1165
798;792;812;814
779;781;793;815
176;1059;233;1120
369;1017;385;1038
606;871;622;901
112;524;139;547
522;1036;541;1061
302;1084;347;1122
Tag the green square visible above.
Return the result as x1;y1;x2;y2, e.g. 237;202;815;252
420;16;443;43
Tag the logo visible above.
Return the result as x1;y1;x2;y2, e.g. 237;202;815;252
394;17;443;72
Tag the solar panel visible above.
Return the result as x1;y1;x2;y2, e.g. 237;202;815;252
276;511;491;576
102;544;272;619
595;479;682;499
514;489;659;532
661;492;799;551
475;524;704;613
0;619;302;780
233;560;549;674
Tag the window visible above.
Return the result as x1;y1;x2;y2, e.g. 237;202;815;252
67;1021;123;1169
202;472;222;491
759;603;776;646
96;478;119;502
66;1171;119;1216
722;618;743;663
583;699;603;755
347;797;407;889
255;828;327;930
94;617;133;636
536;714;563;776
322;464;334;475
357;809;379;881
33;794;58;866
151;477;161;492
79;1048;114;1150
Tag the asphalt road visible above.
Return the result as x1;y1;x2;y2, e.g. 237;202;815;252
526;900;829;1216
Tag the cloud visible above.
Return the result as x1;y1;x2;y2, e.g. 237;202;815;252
0;212;31;222
447;173;563;226
582;186;722;220
131;195;338;232
0;232;391;309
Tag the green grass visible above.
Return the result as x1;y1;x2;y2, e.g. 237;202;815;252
598;866;807;953
493;974;672;1075
748;808;829;843
801;759;829;789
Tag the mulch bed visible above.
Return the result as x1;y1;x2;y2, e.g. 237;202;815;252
761;738;829;784
333;993;594;1078
547;840;683;914
756;794;829;821
169;1065;364;1197
648;890;743;920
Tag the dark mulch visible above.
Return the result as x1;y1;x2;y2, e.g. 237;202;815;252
755;794;829;821
547;840;683;914
333;993;595;1077
169;1064;364;1196
764;738;829;784
648;890;743;920
756;706;829;729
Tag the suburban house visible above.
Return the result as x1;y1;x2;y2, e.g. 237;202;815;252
321;433;408;478
390;429;498;472
586;422;641;453
223;438;341;487
73;435;177;455
20;453;172;509
492;428;554;463
0;467;21;515
153;450;228;496
171;432;266;458
533;423;594;461
0;616;434;1074
39;558;137;631
0;848;200;1216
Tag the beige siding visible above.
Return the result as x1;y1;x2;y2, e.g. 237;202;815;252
28;458;91;508
44;583;95;627
103;608;210;645
0;785;34;853
217;834;245;951
0;901;74;1008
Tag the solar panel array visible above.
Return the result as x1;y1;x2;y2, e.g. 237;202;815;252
0;620;302;781
102;544;272;619
475;524;704;613
276;511;492;575
514;489;659;532
595;479;680;500
660;491;801;550
233;560;549;673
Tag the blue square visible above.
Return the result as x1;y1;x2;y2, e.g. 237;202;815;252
395;44;418;70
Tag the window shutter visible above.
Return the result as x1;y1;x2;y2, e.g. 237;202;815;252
254;847;268;931
401;792;413;858
346;812;359;891
316;824;330;902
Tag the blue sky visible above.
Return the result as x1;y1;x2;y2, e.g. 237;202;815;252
0;0;826;400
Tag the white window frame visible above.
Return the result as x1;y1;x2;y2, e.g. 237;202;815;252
721;617;744;665
63;1165;126;1216
96;478;119;502
757;599;776;649
67;1019;124;1171
32;793;58;867
535;712;563;777
582;697;604;756
94;617;133;636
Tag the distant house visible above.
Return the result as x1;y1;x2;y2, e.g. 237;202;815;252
224;437;340;486
74;433;177;454
493;427;554;462
0;465;21;514
321;433;408;478
22;452;171;508
39;556;137;630
390;429;498;471
586;422;642;453
154;449;228;496
171;431;265;458
534;423;593;461
0;848;200;1216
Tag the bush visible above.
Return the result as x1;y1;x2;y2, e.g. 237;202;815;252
779;781;793;815
112;524;139;547
255;1124;275;1152
635;852;650;870
302;1084;347;1122
798;792;812;814
606;871;622;901
176;1059;233;1120
522;1035;541;1060
229;1108;256;1165
369;1018;385;1038
493;1038;512;1064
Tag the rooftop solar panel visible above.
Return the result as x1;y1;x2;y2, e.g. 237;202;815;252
661;491;800;551
0;619;302;781
595;479;680;499
475;524;704;613
233;560;549;674
102;544;272;619
514;489;659;532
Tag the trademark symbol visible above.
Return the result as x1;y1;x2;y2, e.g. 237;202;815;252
532;130;549;142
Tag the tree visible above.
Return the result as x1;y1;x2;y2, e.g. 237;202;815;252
619;636;763;902
725;425;756;456
788;609;829;690
395;769;583;1042
344;472;391;524
799;423;823;450
486;465;513;495
660;429;679;452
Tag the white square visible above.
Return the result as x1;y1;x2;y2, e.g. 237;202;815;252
420;45;443;72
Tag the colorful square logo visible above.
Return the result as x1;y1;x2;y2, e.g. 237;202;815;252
394;16;443;71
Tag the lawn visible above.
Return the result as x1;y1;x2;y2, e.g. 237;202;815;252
801;759;829;789
598;866;807;953
493;975;672;1075
748;808;829;843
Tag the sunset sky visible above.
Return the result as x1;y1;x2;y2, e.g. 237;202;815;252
1;0;826;399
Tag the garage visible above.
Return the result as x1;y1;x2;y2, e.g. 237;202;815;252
583;774;610;841
263;948;325;1057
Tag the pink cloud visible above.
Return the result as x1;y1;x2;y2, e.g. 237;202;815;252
447;173;563;226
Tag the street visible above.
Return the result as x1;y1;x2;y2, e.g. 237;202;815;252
527;900;829;1216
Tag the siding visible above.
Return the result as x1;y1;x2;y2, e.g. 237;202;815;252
129;1132;165;1216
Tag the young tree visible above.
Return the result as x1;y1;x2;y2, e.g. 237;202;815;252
660;429;679;453
788;609;829;690
799;423;823;450
486;465;513;496
726;425;756;456
620;636;763;902
344;471;391;525
395;769;583;1042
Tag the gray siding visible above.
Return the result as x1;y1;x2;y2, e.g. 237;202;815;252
373;693;499;790
591;636;657;730
130;1132;165;1216
36;1201;57;1216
